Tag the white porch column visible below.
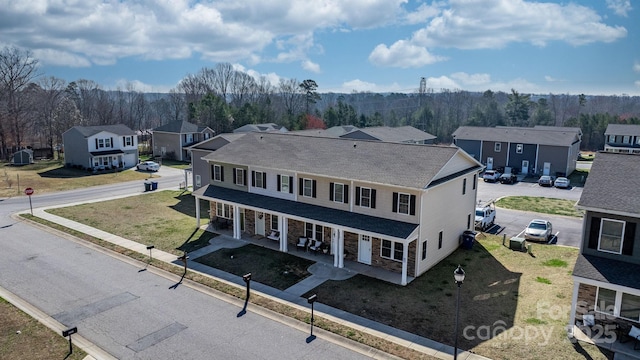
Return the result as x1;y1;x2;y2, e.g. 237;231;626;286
401;241;409;286
195;197;201;228
233;205;241;239
568;280;580;336
280;216;288;252
338;229;344;268
332;229;338;267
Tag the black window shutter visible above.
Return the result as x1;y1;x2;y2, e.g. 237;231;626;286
243;170;247;185
623;222;636;255
355;187;361;206
233;168;237;184
344;185;349;203
329;183;334;201
277;175;281;191
299;178;303;195
371;189;376;209
262;172;266;188
289;176;293;193
122;136;125;145
221;166;224;181
251;171;255;187
588;217;601;249
410;195;416;215
392;192;398;213
95;138;98;148
110;137;114;148
312;180;317;198
211;165;215;179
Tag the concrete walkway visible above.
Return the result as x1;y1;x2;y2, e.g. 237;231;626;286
21;204;491;360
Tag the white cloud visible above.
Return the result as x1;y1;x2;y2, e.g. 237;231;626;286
369;40;447;68
606;0;632;17
301;60;321;73
411;0;627;49
404;2;442;25
332;79;404;93
450;72;491;86
633;61;640;73
32;49;91;67
113;79;174;93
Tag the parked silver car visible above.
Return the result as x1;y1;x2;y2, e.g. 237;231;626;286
554;177;570;189
538;175;554;187
524;219;553;242
137;161;160;172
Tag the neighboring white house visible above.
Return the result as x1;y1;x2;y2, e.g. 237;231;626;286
62;124;138;170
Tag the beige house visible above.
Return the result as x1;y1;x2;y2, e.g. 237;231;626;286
152;121;215;162
192;132;483;285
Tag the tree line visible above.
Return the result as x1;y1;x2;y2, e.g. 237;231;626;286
1;45;639;160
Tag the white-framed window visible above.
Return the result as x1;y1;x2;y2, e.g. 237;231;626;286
213;165;222;182
105;138;111;147
636;137;640;145
332;183;344;203
234;168;245;186
360;187;371;208
253;171;265;189
303;178;313;197
621;293;640;321
305;222;323;240
381;239;403;261
598;218;625;254
623;135;631;144
195;175;201;187
271;215;279;231
280;175;290;193
98;139;105;148
398;193;410;215
125;136;132;146
609;135;616;143
516;144;523;154
494;143;501;152
216;202;233;219
596;287;616;315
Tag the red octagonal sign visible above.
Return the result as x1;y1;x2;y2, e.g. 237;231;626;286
24;187;34;196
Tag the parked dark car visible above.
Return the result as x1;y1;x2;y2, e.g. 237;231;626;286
499;173;517;184
538;175;554;187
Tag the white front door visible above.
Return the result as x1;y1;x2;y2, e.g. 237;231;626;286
543;162;551;176
255;212;265;236
521;160;529;175
487;157;494;170
358;235;372;265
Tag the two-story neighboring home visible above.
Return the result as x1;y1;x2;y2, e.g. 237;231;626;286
152;121;215;162
62;124;138;170
186;133;246;190
233;123;288;133
604;124;640;154
569;152;640;336
452;125;582;176
192;132;483;285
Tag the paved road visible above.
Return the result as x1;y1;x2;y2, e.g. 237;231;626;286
477;179;583;248
0;168;376;360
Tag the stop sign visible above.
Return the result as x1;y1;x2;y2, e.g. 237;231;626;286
24;187;34;196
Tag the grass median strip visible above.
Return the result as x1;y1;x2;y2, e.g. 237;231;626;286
496;196;583;217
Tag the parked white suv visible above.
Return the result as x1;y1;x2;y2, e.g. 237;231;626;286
483;170;501;182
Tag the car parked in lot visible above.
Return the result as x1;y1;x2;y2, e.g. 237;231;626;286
524;219;553;242
538;175;554;187
554;176;570;189
483;170;501;182
137;161;160;172
498;173;517;184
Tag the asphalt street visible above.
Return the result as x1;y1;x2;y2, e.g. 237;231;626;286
0;168;376;360
477;179;584;248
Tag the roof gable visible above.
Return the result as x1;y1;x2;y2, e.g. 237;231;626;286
65;124;135;137
452;126;580;147
153;120;200;133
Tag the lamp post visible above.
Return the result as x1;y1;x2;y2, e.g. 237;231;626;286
453;265;466;360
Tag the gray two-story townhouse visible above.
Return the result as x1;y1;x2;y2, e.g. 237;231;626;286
152;120;215;162
452;125;581;176
604;124;640;154
569;152;640;337
192;132;483;285
62;124;138;170
186;133;246;190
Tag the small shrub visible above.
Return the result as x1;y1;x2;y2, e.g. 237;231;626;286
536;277;552;284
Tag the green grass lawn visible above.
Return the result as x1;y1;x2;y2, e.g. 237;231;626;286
496;196;584;217
0;297;87;360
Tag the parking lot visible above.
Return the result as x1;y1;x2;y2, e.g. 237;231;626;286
476;177;583;248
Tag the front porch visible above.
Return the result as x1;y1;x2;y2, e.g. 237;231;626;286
204;223;414;285
572;324;640;359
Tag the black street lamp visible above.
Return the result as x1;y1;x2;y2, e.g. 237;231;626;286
453;265;466;360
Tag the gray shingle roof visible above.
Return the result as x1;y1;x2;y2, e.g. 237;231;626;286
153;120;200;133
452;126;580;147
202;132;466;189
605;124;640;136
573;254;640;289
197;185;418;239
346;126;436;143
71;124;135;137
577;152;640;215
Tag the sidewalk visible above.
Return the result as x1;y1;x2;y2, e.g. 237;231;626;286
24;205;491;360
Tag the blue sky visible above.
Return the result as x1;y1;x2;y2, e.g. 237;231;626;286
1;0;638;95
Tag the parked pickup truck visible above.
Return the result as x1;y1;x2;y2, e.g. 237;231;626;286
475;203;496;231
